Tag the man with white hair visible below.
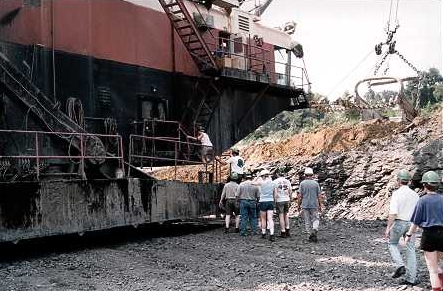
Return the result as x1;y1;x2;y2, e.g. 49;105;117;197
297;167;322;242
385;169;419;285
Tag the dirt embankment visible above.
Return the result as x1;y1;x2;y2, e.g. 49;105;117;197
150;119;405;182
241;120;403;164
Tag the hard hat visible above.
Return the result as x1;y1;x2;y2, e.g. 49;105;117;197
397;169;411;181
259;169;270;176
304;167;314;175
230;172;238;180
231;148;239;154
421;171;440;184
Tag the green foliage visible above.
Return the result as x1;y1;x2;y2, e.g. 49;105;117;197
420;102;441;118
381;108;399;118
404;68;443;108
345;109;361;122
237;108;364;146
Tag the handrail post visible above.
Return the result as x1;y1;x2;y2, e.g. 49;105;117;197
174;142;178;180
119;136;125;175
35;132;39;180
79;134;85;179
128;135;133;177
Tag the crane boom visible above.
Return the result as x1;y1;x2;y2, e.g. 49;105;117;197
255;0;273;16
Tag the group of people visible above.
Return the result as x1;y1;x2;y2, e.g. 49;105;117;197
218;149;323;242
386;169;443;290
209;140;443;290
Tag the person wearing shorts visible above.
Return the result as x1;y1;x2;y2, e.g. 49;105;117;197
195;127;213;163
274;169;292;238
258;169;276;242
406;171;443;291
219;173;240;233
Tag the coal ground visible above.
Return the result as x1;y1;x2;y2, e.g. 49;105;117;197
0;219;433;291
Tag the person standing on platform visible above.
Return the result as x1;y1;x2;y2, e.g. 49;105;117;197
193;127;213;163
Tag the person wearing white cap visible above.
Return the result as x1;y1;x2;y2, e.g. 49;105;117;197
258;169;277;242
297;167;322;242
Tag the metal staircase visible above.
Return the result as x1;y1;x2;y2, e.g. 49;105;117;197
158;0;218;73
0;52;107;166
181;80;223;131
0;53;85;135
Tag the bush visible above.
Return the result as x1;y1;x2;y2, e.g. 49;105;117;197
420;102;441;118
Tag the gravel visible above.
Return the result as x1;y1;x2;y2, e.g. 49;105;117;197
0;219;433;291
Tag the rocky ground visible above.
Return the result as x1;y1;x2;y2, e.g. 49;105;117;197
1;109;440;291
0;219;433;291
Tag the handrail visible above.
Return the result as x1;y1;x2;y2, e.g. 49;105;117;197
128;134;222;182
204;36;310;91
0;130;124;180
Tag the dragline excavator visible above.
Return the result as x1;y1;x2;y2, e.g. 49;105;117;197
354;0;421;122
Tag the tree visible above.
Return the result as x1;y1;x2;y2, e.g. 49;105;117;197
403;68;443;108
433;84;443;102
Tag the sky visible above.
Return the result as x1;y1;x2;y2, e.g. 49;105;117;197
255;0;442;99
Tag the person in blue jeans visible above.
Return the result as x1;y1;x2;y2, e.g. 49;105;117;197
235;172;260;236
385;169;419;285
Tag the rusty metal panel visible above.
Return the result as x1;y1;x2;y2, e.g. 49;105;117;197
0;178;221;242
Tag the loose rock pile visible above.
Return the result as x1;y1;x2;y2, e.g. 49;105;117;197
246;110;442;220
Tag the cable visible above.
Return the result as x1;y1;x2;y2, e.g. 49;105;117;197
326;48;374;98
387;0;393;31
394;0;400;26
66;97;85;129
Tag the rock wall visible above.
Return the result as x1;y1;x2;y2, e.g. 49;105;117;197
245;110;442;220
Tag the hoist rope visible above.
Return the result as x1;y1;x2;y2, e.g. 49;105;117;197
326;48;374;98
394;0;400;26
387;0;393;30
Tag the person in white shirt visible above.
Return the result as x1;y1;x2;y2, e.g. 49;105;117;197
216;148;245;180
273;169;292;238
385;169;419;285
194;127;213;163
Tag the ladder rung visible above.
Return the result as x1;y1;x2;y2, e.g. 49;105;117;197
172;10;184;14
165;2;179;8
189;47;205;52
177;25;191;30
185;39;200;44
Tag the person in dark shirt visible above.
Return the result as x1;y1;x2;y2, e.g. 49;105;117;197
405;171;443;291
